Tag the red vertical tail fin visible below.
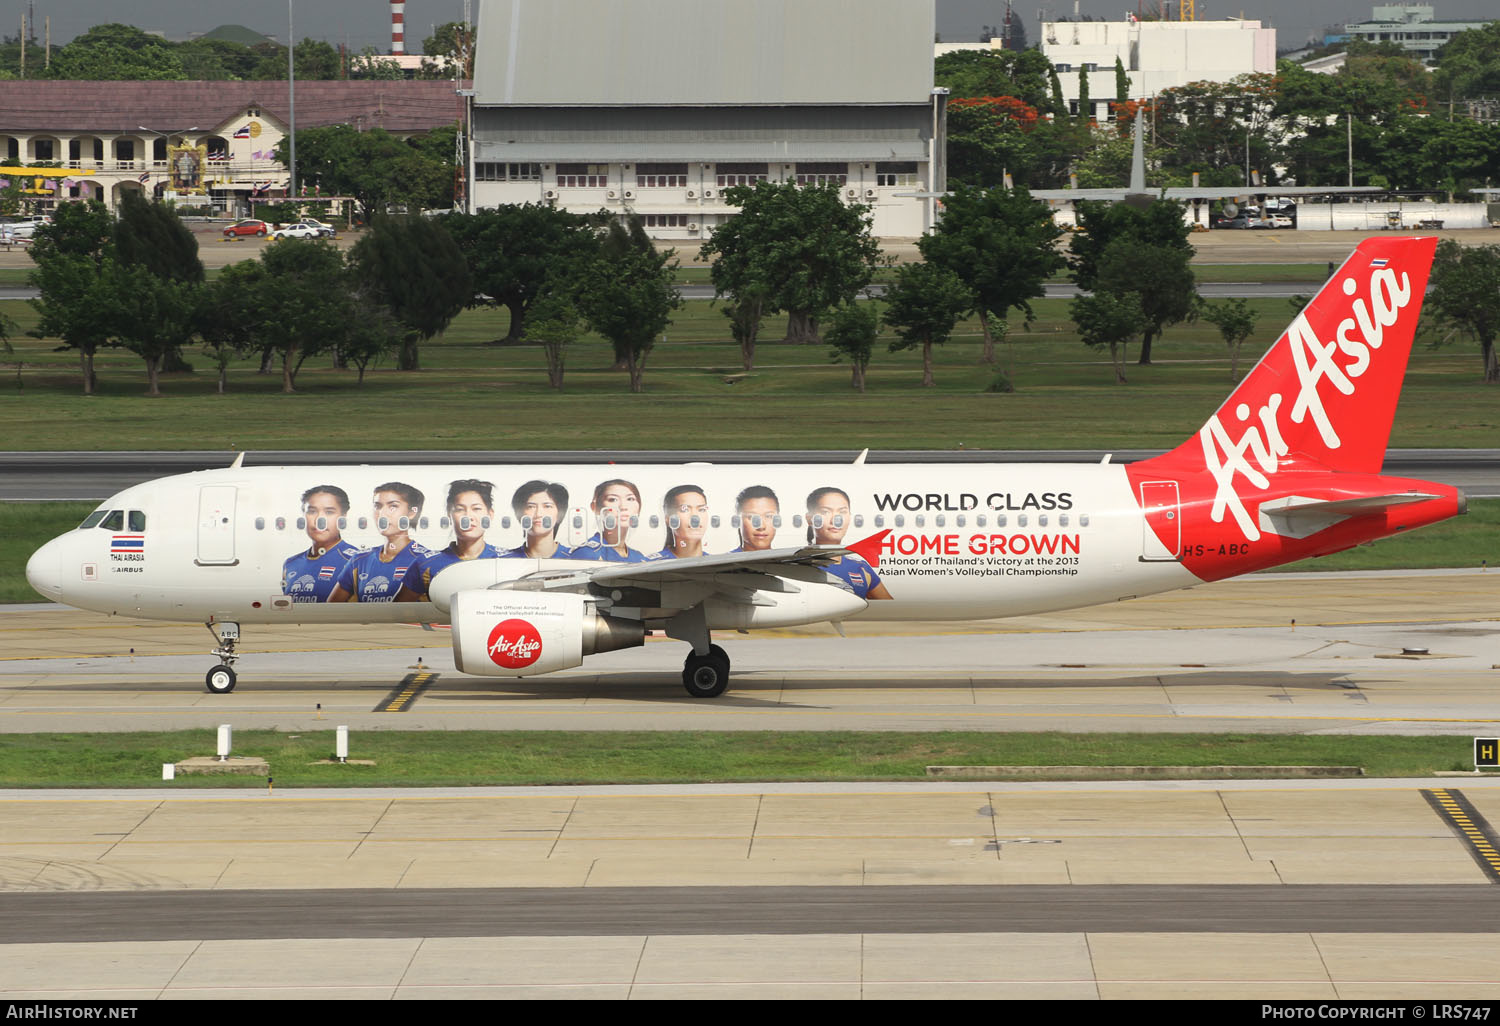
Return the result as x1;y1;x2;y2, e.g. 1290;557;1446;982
1153;235;1436;479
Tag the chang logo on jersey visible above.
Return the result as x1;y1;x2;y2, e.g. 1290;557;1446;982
486;618;543;669
1199;264;1414;542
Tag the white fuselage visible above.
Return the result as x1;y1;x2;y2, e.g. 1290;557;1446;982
29;462;1197;629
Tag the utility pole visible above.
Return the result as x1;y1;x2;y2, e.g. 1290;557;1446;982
1347;113;1353;188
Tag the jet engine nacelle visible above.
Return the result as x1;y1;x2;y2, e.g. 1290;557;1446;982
450;590;645;677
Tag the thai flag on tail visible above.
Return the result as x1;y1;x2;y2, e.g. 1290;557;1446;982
1370;258;1389;268
111;535;145;555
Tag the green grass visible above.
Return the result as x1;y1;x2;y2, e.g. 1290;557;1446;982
2;292;1496;451
0;730;1484;787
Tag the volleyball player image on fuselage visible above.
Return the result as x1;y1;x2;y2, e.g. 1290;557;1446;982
281;485;361;603
658;484;710;559
328;482;433;603
502;480;574;559
573;479;656;562
396;479;503;602
808;486;893;600
732;485;779;552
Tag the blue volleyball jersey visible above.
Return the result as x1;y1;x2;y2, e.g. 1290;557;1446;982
333;540;433;602
501;543;575;559
570;536;657;563
820;554;884;599
397;541;502;601
281;540;362;603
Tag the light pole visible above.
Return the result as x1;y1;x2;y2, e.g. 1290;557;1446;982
288;0;297;200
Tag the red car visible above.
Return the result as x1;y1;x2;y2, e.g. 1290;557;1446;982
223;219;269;237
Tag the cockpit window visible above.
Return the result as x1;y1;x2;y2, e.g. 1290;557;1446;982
128;511;146;531
100;510;125;531
78;510;108;530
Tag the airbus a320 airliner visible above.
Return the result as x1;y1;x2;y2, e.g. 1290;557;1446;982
26;237;1464;697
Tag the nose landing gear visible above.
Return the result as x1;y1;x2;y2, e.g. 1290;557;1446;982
205;621;241;694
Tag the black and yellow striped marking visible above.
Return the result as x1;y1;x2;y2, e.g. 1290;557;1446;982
376;672;436;713
1423;788;1500;883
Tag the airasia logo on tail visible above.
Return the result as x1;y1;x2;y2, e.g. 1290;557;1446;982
1198;261;1414;542
487;618;543;669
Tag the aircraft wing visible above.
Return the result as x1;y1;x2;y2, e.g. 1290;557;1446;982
501;545;857;594
1028;189;1134;202
1162;186;1384;200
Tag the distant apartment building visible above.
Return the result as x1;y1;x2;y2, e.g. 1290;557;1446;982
1040;18;1276;117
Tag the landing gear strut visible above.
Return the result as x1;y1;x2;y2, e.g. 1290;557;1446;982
205;621;240;694
682;643;731;698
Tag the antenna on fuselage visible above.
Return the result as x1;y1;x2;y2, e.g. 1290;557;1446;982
852;448;869;465
229;452;245;469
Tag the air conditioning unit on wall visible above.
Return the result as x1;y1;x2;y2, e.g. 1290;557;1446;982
623;189;636;200
864;188;877;199
703;188;716;199
845;188;858;199
544;189;558;199
686;189;696;199
607;189;618;199
687;222;699;232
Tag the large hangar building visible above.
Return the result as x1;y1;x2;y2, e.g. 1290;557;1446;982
468;0;944;240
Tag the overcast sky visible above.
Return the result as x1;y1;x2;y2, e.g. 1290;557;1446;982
6;1;1495;55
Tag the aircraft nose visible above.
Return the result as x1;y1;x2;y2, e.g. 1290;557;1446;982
25;538;64;602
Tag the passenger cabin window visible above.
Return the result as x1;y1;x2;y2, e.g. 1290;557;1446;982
1059;514;1069;528
1039;514;1048;527
255;517;266;531
1018;514;1028;528
854;515;863;528
793;515;803;528
101;511;124;531
1080;514;1090;527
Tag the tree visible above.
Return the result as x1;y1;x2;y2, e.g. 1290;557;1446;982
276;126;455;222
105;261;198;396
918;183;1064;371
1069;199;1195;364
27;200;117;394
441;205;603;344
114;191;204;284
576;218;681;393
1427;240;1500;383
1076;64;1091;121
1433;22;1500;103
337;297;405;384
702;181;882;344
198;262;265;393
1114;57;1130;110
721;287;768;374
882;263;973;388
348;216;471;371
1096;237;1196;366
1070;289;1144;384
255;240;355;392
824;302;879;393
420;22;475;80
934;49;1052;108
1199;296;1260;381
522;289;582;390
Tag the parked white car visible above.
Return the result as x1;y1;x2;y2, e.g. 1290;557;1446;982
6;216;52;240
270;223;322;240
296;218;336;237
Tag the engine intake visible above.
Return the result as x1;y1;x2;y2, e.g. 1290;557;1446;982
450;590;644;677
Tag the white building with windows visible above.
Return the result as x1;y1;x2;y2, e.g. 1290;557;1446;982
468;0;944;240
1341;5;1491;63
1041;18;1276;118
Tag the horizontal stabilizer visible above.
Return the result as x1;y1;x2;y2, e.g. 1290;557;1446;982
1257;492;1440;540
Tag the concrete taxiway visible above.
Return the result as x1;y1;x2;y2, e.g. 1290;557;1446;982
1;567;1498;998
1;568;1495;734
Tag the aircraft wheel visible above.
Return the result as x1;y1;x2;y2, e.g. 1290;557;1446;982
205;664;237;694
682;644;730;698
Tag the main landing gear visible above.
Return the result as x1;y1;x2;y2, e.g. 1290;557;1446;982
682;644;731;698
666;603;732;698
205;621;240;694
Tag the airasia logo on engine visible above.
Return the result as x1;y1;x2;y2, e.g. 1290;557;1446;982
486;618;543;669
